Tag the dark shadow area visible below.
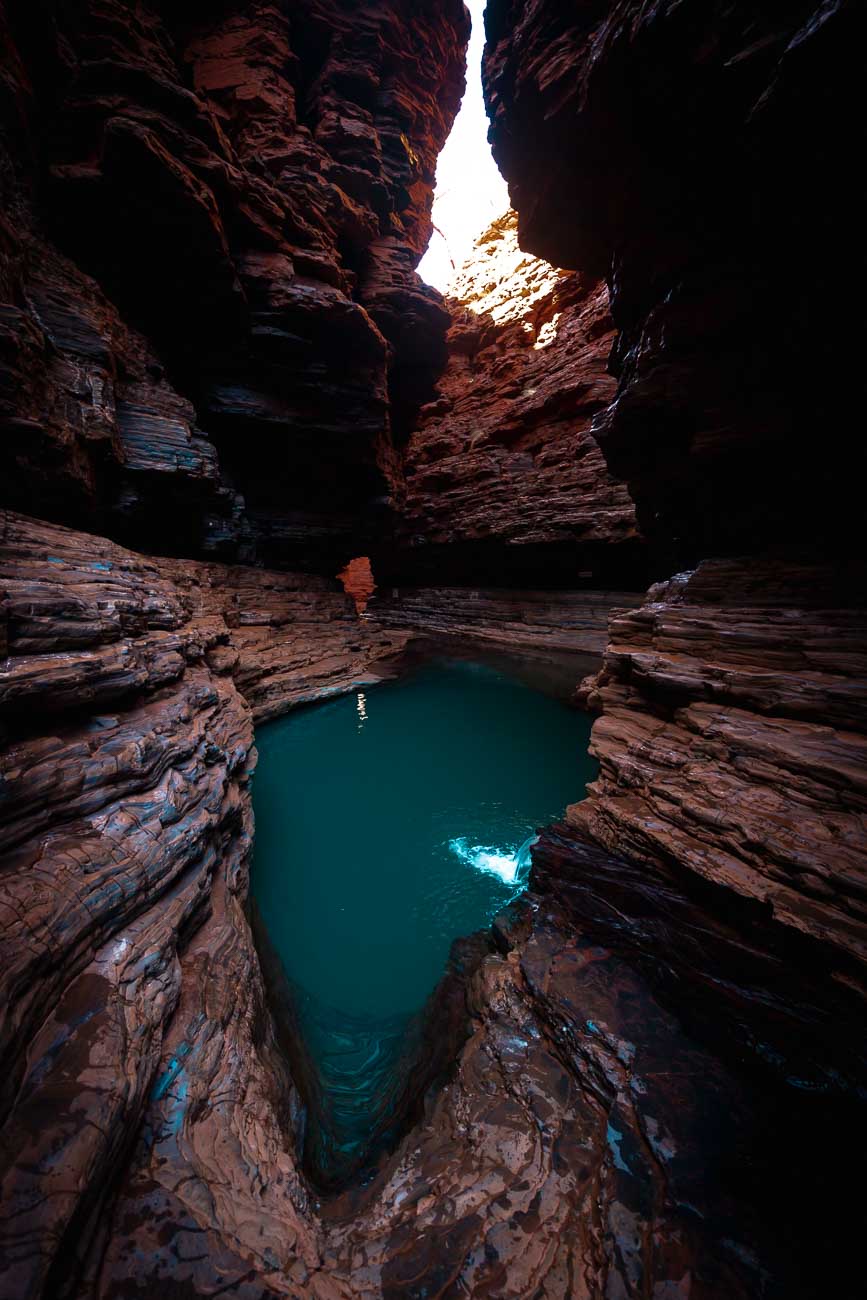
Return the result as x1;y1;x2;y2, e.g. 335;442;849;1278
532;826;867;1300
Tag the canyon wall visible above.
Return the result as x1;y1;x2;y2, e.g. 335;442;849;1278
483;0;867;973
484;0;861;558
1;0;865;1296
0;508;413;1297
0;0;468;569
392;212;637;572
2;513;840;1297
3;509;819;1298
371;584;642;690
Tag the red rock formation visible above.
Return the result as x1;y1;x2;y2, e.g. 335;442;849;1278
568;559;867;966
482;0;867;969
0;0;469;565
1;1;865;1295
372;583;643;683
484;0;862;557
5;511;855;1298
0;508;410;1296
394;211;639;567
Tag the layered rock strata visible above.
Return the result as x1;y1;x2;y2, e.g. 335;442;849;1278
0;0;468;566
393;210;639;572
483;0;867;970
372;584;642;670
1;0;865;1295
484;0;861;557
5;510;850;1297
571;559;867;968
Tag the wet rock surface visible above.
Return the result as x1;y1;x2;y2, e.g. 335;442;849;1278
0;508;409;1297
571;559;867;965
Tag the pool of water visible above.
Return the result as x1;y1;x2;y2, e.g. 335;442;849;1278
251;659;595;1180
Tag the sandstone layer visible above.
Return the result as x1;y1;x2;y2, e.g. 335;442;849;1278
0;507;410;1298
5;510;857;1298
483;0;867;968
570;560;867;969
371;584;643;688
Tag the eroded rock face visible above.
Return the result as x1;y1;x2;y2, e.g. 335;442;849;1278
6;512;858;1298
2;0;865;1295
483;0;861;557
394;211;639;574
372;583;643;688
0;0;468;566
482;0;867;968
571;558;867;967
0;508;411;1296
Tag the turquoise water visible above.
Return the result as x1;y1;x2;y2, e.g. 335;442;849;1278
252;660;594;1180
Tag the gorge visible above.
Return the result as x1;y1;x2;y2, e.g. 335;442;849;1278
252;659;592;1188
1;2;865;1298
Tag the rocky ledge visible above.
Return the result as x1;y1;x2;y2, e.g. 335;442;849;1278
571;557;867;968
0;507;412;1296
371;583;643;687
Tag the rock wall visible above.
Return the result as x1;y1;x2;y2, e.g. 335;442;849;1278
573;559;867;968
372;583;641;667
484;0;862;558
394;212;638;567
483;0;867;969
1;0;865;1295
6;510;805;1298
0;507;411;1296
0;0;469;568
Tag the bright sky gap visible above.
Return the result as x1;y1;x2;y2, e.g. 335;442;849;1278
417;0;509;292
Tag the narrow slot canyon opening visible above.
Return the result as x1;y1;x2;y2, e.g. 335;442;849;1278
418;0;509;291
250;660;596;1189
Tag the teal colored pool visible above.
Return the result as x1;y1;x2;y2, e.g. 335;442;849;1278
252;660;595;1180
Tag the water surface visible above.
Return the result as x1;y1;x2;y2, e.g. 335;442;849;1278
252;660;594;1178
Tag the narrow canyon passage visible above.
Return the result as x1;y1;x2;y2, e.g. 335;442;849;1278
252;660;592;1184
0;0;864;1297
